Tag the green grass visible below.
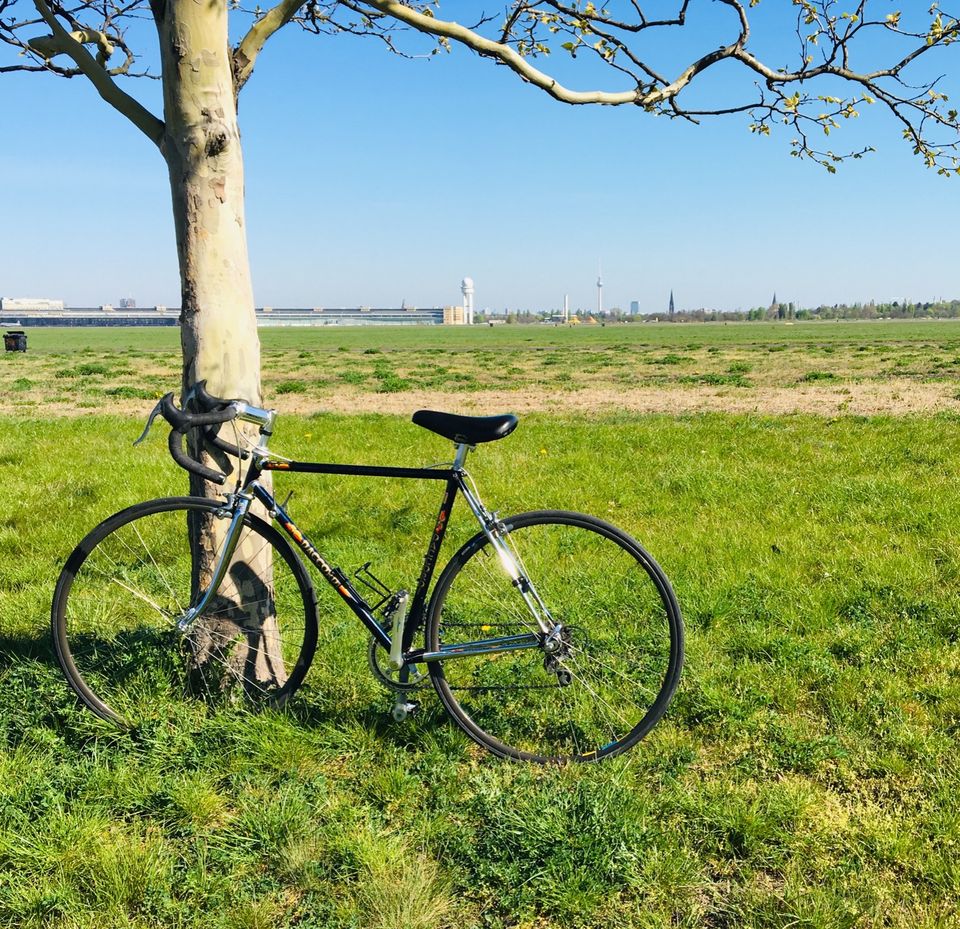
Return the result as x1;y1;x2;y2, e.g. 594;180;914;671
6;319;960;414
10;318;960;354
2;407;960;927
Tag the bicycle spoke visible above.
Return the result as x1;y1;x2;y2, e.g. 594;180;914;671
430;513;681;762
129;521;184;615
53;501;315;725
108;577;175;622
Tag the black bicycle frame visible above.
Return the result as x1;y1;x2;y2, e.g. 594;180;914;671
246;456;534;663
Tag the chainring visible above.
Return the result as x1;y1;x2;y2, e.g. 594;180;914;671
367;637;429;692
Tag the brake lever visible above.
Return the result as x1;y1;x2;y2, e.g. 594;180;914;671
133;396;166;446
183;381;203;412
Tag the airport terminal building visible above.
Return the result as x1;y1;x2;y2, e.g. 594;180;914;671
0;299;447;328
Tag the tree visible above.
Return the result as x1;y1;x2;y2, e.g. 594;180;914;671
2;0;959;690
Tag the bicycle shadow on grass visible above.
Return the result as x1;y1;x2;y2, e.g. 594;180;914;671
289;689;455;749
0;628;55;664
0;628;89;734
0;627;464;759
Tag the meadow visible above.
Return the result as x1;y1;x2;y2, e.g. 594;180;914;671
1;320;959;928
6;319;960;417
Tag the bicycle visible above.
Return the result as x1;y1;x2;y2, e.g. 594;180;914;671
51;384;683;762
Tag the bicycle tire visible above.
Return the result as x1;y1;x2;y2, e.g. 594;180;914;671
426;511;683;762
51;496;318;726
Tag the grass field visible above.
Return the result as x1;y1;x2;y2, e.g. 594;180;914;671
1;321;959;928
6;319;960;417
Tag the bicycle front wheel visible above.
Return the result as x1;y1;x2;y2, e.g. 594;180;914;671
427;511;683;762
52;497;318;726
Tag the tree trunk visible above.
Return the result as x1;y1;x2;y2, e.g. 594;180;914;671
156;0;258;402
155;0;284;692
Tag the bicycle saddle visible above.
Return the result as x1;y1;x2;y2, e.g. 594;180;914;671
412;409;518;445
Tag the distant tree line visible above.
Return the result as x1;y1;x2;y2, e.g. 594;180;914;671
477;300;960;325
640;299;960;323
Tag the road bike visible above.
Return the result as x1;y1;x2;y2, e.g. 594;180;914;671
51;384;683;762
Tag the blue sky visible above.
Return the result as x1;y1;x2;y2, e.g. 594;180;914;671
1;4;958;314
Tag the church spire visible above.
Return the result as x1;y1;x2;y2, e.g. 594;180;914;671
669;290;675;316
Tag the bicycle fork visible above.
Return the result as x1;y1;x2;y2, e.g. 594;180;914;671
175;494;253;633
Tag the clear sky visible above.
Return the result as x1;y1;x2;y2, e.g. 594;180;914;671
1;4;958;315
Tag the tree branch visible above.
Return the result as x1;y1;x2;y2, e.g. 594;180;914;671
233;0;305;94
360;0;647;105
30;0;163;144
350;1;959;173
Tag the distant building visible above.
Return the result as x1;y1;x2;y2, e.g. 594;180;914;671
118;297;137;309
255;307;443;326
0;297;64;312
669;291;675;317
461;278;475;325
0;304;444;327
630;300;640;316
444;305;466;325
596;264;603;316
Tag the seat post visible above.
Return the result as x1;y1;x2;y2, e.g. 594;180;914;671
453;443;472;469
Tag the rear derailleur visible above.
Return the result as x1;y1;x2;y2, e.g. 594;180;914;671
543;624;574;687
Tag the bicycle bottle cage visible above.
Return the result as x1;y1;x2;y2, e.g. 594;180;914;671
353;562;394;612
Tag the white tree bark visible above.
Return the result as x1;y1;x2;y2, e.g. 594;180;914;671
156;0;283;689
156;0;260;405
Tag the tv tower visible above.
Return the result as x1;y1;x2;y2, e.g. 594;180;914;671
596;262;603;316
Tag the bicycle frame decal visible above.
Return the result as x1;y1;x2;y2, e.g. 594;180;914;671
247;461;465;655
406;477;459;649
247;482;391;649
240;459;545;664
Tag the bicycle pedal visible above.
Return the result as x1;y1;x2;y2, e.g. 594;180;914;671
391;699;419;722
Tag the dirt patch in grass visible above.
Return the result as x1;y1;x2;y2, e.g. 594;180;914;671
272;379;953;417
7;378;953;418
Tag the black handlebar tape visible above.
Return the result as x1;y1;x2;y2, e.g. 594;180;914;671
160;392;239;430
168;428;227;485
193;380;228;413
203;422;250;460
188;384;248;457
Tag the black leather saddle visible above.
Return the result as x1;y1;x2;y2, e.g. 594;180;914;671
412;409;518;445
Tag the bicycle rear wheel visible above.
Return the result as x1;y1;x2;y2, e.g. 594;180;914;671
51;497;317;726
427;511;683;762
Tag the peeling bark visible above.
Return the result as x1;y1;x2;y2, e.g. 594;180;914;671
156;0;282;691
155;0;259;404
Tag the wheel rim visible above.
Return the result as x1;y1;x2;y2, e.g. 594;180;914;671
430;515;680;762
55;501;313;725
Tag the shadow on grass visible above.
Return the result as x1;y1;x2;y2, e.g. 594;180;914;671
291;692;453;749
0;628;56;664
0;627;461;759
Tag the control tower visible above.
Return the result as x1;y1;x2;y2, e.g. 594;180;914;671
461;277;475;325
596;264;603;316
